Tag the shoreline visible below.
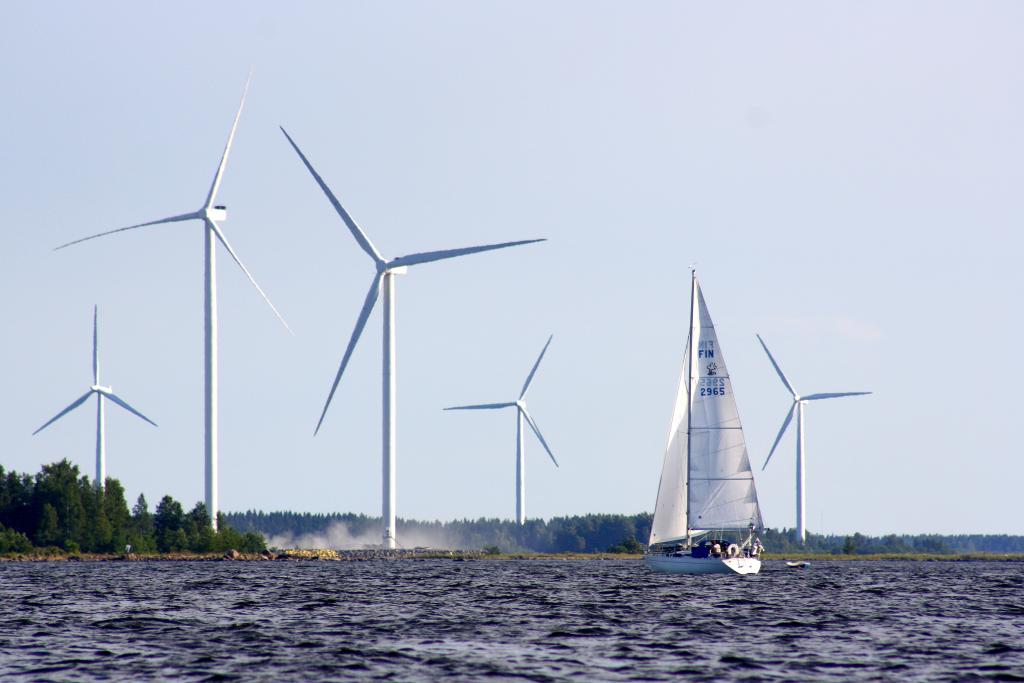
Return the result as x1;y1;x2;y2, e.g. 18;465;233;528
3;549;1024;562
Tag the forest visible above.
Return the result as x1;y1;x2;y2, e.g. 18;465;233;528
0;461;265;554
225;510;654;554
223;510;1024;554
5;461;1020;556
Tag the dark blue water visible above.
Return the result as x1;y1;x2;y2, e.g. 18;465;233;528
1;559;1022;681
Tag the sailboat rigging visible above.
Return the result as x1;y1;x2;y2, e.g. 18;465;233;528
645;271;764;575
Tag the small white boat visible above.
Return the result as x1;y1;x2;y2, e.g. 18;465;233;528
785;560;811;569
645;271;765;576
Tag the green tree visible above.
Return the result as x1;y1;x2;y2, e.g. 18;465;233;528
0;523;32;553
33;460;87;547
238;531;267;553
169;528;188;552
101;480;132;551
92;505;114;552
185;502;215;552
0;466;8;513
213;524;267;553
78;485;111;552
36;503;60;547
128;494;156;552
154;496;184;552
0;470;33;533
607;537;645;554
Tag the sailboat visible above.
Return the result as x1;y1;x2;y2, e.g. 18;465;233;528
645;271;764;575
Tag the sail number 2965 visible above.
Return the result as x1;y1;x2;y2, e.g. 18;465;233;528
699;378;727;397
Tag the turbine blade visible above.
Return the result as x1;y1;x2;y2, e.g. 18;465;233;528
443;402;516;411
762;403;796;471
756;334;797;397
33;391;94;435
279;127;383;265
801;392;872;401
521;407;558;468
388;239;545;269
92;305;99;385
54;212;200;251
103;392;158;427
209;221;292;334
315;274;382;435
205;72;251;207
519;334;553;400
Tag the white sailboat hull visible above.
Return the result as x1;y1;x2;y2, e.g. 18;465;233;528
644;554;761;575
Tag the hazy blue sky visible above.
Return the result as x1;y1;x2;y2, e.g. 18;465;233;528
2;2;1021;535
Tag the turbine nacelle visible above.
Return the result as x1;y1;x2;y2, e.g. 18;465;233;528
90;384;112;395
204;205;227;222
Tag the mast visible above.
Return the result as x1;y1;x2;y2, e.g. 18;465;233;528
684;269;697;542
650;271;763;546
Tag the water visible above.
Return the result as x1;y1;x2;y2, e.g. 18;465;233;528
1;559;1022;681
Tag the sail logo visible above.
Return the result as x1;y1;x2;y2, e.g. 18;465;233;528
706;362;718;376
697;340;715;359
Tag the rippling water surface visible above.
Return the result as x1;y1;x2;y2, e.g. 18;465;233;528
1;559;1022;681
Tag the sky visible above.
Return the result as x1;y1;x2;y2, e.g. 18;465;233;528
2;2;1021;536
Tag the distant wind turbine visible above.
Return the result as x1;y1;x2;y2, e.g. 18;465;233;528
54;75;289;529
756;334;871;544
34;307;157;489
280;127;545;549
444;335;558;524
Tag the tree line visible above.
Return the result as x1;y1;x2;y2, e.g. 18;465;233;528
225;510;653;553
761;529;1024;555
224;510;1024;554
7;464;1019;556
0;461;265;554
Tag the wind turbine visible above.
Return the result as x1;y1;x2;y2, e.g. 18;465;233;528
756;334;871;544
444;335;558;524
280;127;545;549
34;306;157;489
54;75;289;529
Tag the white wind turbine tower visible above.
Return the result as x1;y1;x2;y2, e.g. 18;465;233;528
54;76;289;529
34;306;157;489
756;334;871;544
280;127;545;549
444;335;558;524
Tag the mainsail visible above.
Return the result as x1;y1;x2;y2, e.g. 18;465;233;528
649;273;762;547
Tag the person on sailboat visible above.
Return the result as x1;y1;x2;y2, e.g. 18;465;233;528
710;541;722;558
